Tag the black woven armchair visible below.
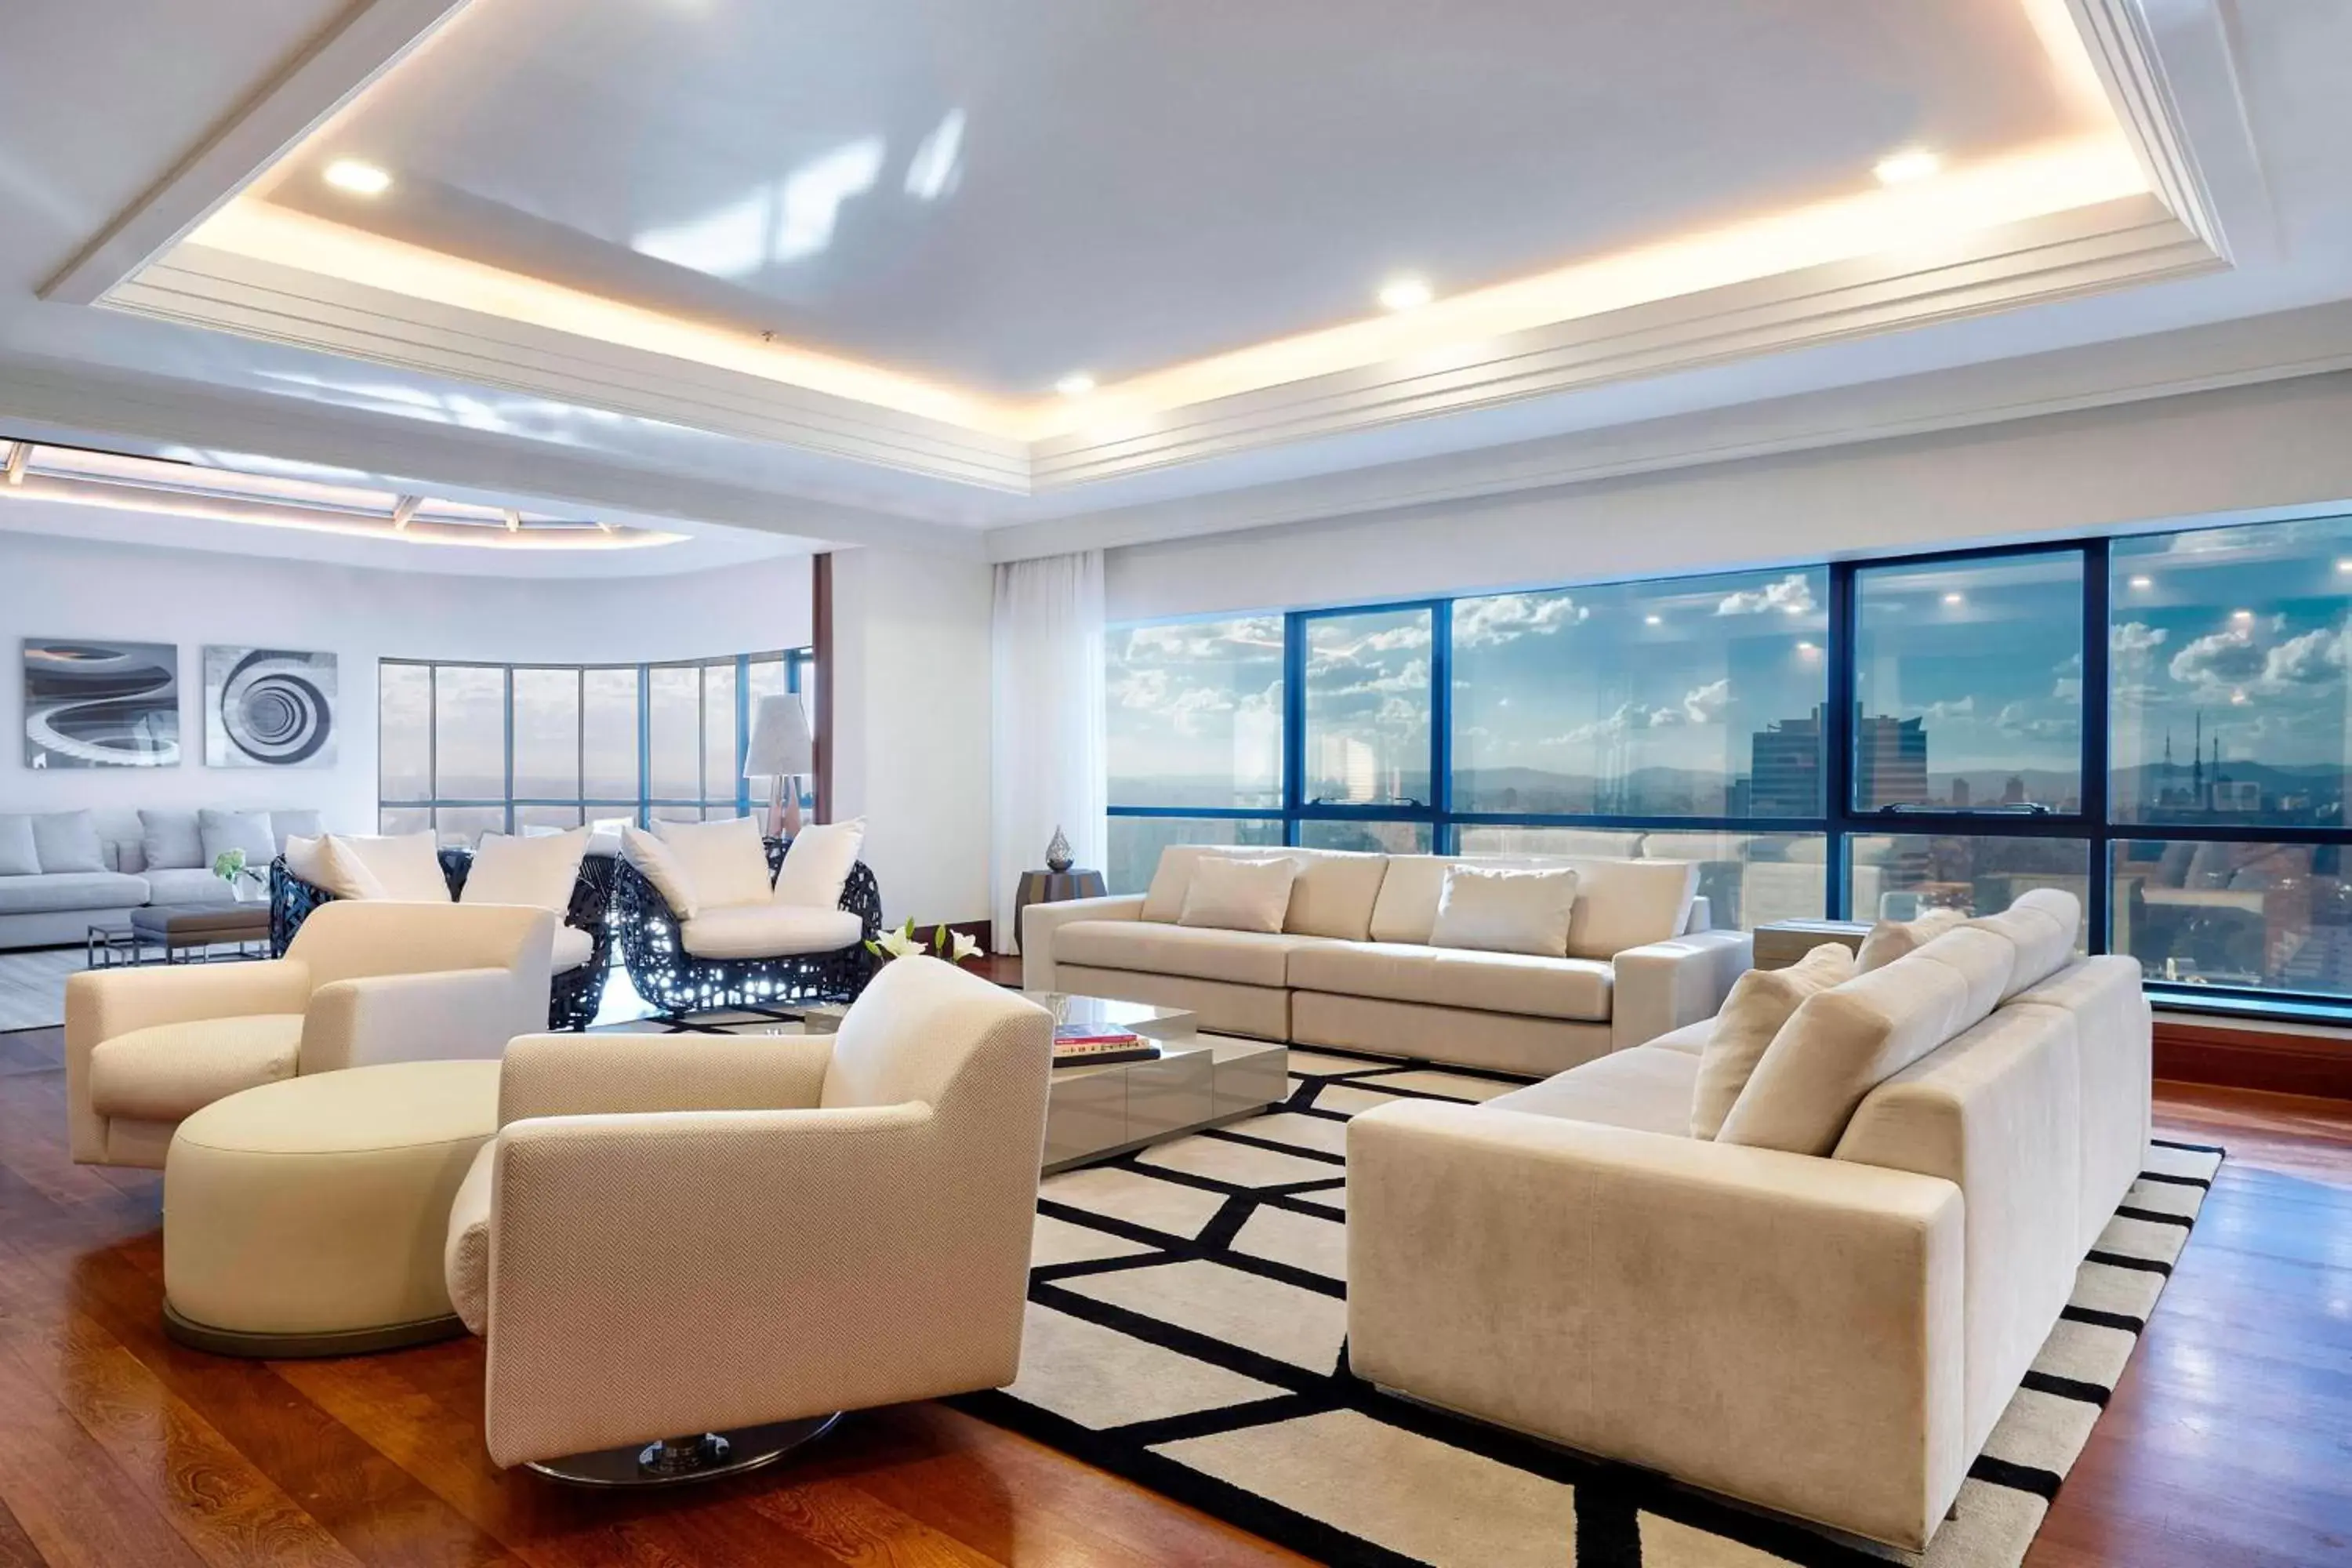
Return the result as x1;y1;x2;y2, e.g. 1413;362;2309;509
612;834;882;1017
267;847;620;1030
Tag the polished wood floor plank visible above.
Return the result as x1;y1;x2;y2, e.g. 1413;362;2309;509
2;1027;2347;1568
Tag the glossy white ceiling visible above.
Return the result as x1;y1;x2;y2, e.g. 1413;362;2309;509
253;0;2103;394
2;0;2350;568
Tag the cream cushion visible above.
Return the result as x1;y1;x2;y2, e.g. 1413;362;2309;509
445;1142;495;1335
1718;927;2016;1156
1366;855;1693;958
678;903;864;960
86;1014;306;1123
328;831;447;902
164;1058;500;1339
283;833;333;888
463;829;588;914
653;815;774;910
771;816;866;908
1482;1043;1700;1137
1690;941;1855;1140
1287;942;1612;1022
1178;856;1298;934
1368;855;1549;945
1056;920;1326;990
313;836;390;899
1428;866;1577;957
1138;846;1388;941
550;925;594;972
621;825;700;919
1855;907;1966;973
1965;888;2080;1000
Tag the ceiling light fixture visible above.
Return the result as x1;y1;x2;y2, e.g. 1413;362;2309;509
2338;560;2352;574
1377;276;1433;312
390;494;420;531
2;442;24;486
503;507;523;532
2129;575;2152;588
1643;615;1661;626
1873;148;1941;186
1797;641;1817;652
322;158;393;197
2230;608;2253;621
1943;592;1965;604
1054;373;1095;397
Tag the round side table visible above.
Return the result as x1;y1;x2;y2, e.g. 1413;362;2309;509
1013;869;1109;946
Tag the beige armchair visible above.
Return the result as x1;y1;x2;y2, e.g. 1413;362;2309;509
67;901;555;1168
443;955;1052;1482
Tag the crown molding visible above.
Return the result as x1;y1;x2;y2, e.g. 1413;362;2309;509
39;0;470;306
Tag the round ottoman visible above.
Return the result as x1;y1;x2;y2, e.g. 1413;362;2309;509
163;1058;501;1357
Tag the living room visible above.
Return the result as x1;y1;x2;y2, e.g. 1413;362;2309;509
2;2;2348;1564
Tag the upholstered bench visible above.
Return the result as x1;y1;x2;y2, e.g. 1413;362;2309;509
162;1058;499;1356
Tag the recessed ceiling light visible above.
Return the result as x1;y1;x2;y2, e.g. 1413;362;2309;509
1054;372;1095;397
2337;559;2352;573
1377;276;1433;312
323;158;393;196
2231;608;2253;621
1874;149;1940;186
1643;615;1661;626
2129;575;2152;589
1943;592;1964;604
1796;641;1817;652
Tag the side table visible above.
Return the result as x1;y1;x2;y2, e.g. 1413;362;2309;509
1012;868;1108;950
1752;918;1871;971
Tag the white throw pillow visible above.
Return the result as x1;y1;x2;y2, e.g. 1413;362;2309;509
1427;865;1578;957
0;816;38;877
283;833;334;889
138;808;204;871
311;836;388;899
771;817;866;908
1690;942;1855;1140
1176;856;1298;935
1854;906;1966;972
653;815;775;910
31;811;105;873
326;830;449;902
622;825;702;920
463;828;590;914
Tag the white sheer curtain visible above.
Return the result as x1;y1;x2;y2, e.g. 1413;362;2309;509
991;550;1107;953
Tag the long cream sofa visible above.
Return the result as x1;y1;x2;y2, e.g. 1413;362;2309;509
1347;890;2151;1552
1023;846;1752;1073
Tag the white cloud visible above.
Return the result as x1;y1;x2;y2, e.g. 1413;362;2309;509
1682;677;1730;724
1454;593;1584;648
1715;573;1817;617
2168;626;2265;690
2261;625;2349;686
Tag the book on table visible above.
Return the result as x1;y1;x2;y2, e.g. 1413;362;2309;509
1051;1025;1159;1068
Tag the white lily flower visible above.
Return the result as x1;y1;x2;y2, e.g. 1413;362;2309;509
949;931;983;964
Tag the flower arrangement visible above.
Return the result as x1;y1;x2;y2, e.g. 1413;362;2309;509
866;919;984;966
212;849;265;889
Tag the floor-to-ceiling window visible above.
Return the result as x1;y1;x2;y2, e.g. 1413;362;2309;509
379;649;811;841
1105;513;2352;1017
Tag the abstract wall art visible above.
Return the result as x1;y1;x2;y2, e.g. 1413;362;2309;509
21;639;182;768
205;646;338;768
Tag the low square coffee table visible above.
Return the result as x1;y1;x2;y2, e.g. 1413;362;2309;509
129;902;273;964
786;989;1289;1172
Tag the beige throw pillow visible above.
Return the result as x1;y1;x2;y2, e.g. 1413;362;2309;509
1853;906;1966;972
463;828;590;914
325;831;446;901
772;817;866;908
1177;856;1298;935
653;815;775;910
622;826;702;920
1690;942;1855;1139
1427;866;1577;957
310;836;388;900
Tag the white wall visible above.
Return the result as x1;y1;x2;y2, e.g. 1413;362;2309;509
0;528;812;832
826;544;994;928
1105;370;2352;621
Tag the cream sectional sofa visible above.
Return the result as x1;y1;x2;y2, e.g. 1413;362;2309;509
1023;846;1752;1073
1347;890;2151;1552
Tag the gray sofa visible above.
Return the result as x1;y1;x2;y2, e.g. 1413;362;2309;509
0;808;325;949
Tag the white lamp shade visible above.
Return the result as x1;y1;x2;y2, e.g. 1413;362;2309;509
744;694;814;779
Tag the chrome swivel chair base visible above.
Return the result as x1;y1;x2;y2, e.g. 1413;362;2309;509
524;1413;842;1487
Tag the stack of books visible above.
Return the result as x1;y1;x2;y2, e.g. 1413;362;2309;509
1051;1024;1159;1068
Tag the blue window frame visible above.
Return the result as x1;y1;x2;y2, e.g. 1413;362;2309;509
1108;517;2352;1020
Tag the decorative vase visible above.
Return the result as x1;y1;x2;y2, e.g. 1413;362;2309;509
1045;826;1073;874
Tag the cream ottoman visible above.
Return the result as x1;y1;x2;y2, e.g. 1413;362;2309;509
163;1058;501;1356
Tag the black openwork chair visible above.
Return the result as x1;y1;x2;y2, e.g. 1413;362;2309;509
613;834;882;1017
269;847;620;1030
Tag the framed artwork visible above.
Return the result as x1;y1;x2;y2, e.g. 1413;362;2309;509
205;646;338;768
21;639;180;769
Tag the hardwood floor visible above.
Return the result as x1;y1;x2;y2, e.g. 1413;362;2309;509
2;1025;2346;1567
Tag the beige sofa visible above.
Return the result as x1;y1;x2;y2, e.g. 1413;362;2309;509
1024;846;1751;1074
1347;890;2150;1552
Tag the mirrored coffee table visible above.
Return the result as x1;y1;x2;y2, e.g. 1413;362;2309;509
792;989;1288;1172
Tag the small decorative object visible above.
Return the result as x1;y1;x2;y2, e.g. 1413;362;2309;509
205;646;338;768
866;919;985;966
1045;826;1073;873
23;638;180;768
211;848;267;902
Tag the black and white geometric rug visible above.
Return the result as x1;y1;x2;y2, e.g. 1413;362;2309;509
955;1046;2225;1568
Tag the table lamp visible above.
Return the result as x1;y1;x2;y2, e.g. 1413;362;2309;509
744;695;813;837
